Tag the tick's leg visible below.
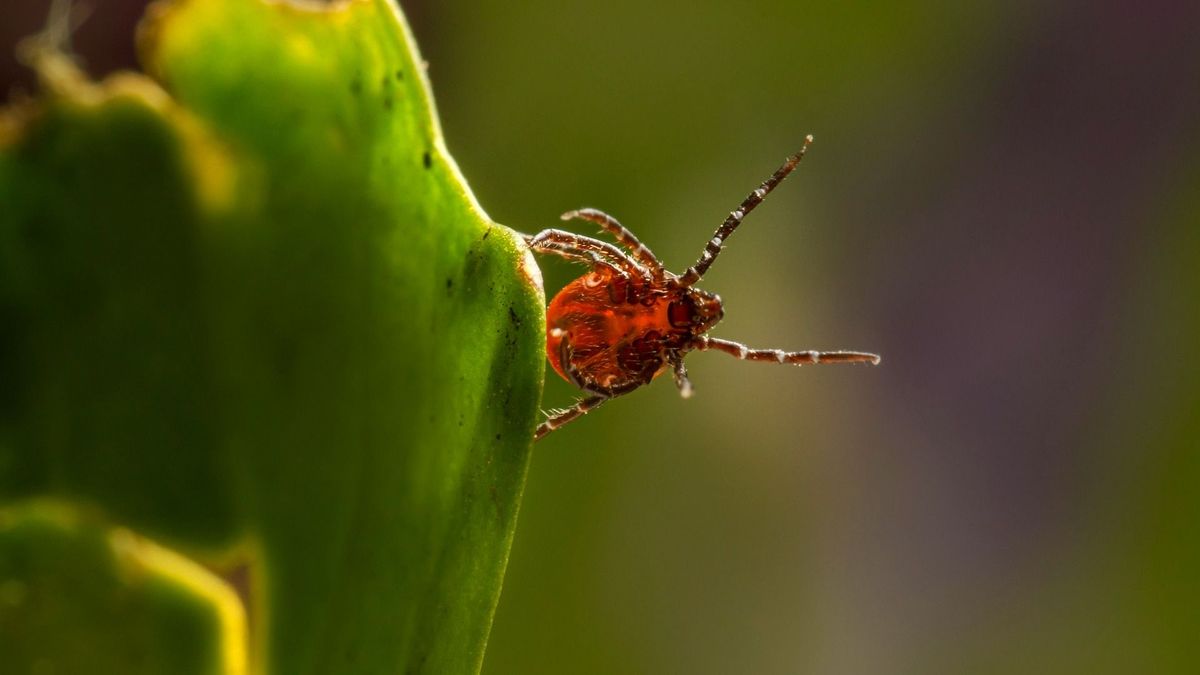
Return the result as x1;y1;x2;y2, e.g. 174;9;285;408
535;395;609;441
527;238;631;282
561;209;665;279
676;135;815;288
555;330;592;390
537;333;633;440
526;229;646;281
671;355;694;399
695;336;881;366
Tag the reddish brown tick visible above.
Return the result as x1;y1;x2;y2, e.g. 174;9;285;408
525;136;880;441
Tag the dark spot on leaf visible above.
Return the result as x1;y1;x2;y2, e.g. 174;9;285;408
423;151;432;169
508;306;520;327
383;95;393;111
395;68;404;80
381;74;390;89
481;227;491;241
445;277;453;293
349;77;362;95
495;433;501;441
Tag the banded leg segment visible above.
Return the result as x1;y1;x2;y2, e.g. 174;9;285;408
562;208;665;279
676;135;815;287
526;229;647;281
695;336;881;366
535;395;608;441
528;240;629;281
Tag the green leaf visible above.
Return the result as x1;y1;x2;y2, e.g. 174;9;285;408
0;500;246;675
0;0;546;673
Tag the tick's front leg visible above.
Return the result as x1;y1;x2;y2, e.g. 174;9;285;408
695;336;881;365
671;355;694;399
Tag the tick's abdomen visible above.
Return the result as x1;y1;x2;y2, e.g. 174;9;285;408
545;270;683;392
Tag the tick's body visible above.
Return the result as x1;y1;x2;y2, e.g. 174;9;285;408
527;136;880;441
545;269;670;390
545;267;717;395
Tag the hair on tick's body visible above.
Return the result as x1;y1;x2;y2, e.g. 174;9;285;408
525;135;880;441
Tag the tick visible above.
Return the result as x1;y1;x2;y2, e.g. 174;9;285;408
525;135;880;441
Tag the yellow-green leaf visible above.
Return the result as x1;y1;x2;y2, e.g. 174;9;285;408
0;1;545;673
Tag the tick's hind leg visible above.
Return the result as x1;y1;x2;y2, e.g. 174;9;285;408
538;334;635;441
535;394;609;441
525;229;646;281
561;208;665;280
695;336;881;366
526;239;629;281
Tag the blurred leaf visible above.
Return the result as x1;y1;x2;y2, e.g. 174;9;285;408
0;501;245;675
0;0;545;673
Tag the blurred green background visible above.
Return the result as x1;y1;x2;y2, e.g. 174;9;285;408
4;1;1199;673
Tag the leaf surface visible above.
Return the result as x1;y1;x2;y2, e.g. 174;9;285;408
0;1;545;673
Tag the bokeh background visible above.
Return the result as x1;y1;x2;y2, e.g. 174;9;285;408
4;1;1199;673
